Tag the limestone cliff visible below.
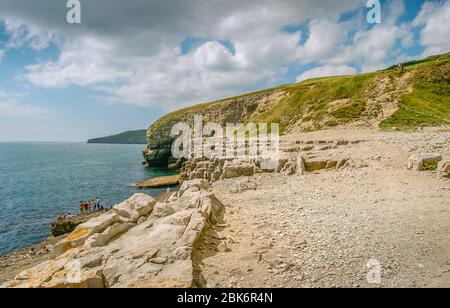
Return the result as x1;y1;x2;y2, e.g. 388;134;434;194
144;53;450;168
144;89;285;167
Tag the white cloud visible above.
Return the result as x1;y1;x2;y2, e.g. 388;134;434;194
0;0;447;112
3;18;56;50
297;19;350;63
296;65;357;82
26;37;131;88
414;0;450;57
0;0;368;111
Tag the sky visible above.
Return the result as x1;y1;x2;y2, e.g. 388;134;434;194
0;0;448;142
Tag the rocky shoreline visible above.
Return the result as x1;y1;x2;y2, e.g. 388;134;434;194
0;190;175;285
2;127;450;288
0;235;65;285
2;179;225;288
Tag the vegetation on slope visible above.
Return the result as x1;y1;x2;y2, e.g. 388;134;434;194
380;56;450;129
248;73;375;132
147;52;450;137
250;53;450;132
88;130;147;144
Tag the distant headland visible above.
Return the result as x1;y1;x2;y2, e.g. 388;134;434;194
87;130;147;145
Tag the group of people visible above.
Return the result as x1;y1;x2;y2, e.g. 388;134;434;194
80;197;103;213
27;246;50;258
57;213;75;220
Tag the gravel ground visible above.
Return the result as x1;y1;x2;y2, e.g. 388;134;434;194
197;128;450;288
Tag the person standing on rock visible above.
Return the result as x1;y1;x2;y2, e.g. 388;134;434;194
96;197;101;211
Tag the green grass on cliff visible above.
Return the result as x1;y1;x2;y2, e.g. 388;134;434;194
380;53;450;129
380;80;450;129
248;73;375;132
148;52;450;136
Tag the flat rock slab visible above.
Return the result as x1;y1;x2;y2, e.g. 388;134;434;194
135;175;181;189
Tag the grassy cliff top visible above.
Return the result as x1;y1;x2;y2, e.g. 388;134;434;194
148;53;450;140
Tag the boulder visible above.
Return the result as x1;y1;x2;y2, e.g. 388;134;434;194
438;160;450;177
303;157;341;172
304;158;329;172
407;153;442;171
281;161;296;175
177;179;210;198
113;193;156;222
275;159;289;173
296;155;306;175
220;160;255;179
85;222;134;248
152;202;177;218
189;169;207;180
301;145;314;152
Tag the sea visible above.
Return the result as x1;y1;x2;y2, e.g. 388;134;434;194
0;142;176;256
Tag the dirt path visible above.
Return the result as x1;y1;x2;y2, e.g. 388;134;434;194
196;128;450;288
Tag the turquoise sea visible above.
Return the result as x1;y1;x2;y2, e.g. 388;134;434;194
0;142;176;256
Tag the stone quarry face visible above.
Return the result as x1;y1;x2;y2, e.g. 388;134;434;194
2;182;224;289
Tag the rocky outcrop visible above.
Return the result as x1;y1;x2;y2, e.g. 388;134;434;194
2;180;224;288
178;138;358;184
407;153;442;171
50;212;103;237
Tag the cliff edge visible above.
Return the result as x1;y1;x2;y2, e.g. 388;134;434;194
144;53;450;168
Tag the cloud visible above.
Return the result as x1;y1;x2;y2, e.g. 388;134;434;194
413;0;450;57
3;18;56;50
25;36;131;88
0;0;366;111
296;65;357;82
0;0;448;111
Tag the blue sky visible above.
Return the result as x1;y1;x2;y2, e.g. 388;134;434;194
0;0;448;141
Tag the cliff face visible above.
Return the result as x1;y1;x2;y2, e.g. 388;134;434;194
144;89;286;167
144;53;450;168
